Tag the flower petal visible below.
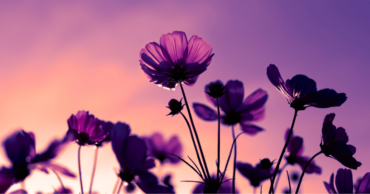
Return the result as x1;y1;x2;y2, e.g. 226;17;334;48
193;103;218;121
123;136;147;172
160;31;188;64
0;167;14;193
185;35;213;65
266;64;293;100
286;75;317;100
111;122;131;167
166;136;182;164
36;162;76;178
333;127;348;143
288;137;303;157
309;89;347;108
238;88;268;112
335;168;353;194
239;122;264;135
357;172;370;193
323;173;337;194
219;80;244;112
297;157;321;174
3;130;36;166
141;42;171;68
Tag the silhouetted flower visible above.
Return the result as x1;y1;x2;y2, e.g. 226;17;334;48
144;132;182;165
192;174;239;194
205;80;226;98
284;129;321;174
257;158;274;170
140;31;214;89
0;130;76;193
320;113;361;169
236;162;273;188
267;64;347;110
67;110;108;146
111;123;174;193
54;187;73;194
193;80;268;135
324;168;370;193
166;99;184;116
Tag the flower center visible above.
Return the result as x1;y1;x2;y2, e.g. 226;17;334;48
77;132;90;145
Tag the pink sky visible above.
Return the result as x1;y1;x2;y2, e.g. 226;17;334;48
0;1;369;193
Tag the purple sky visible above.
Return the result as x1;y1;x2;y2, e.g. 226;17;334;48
0;1;369;193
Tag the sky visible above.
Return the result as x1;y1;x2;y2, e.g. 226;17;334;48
0;1;370;193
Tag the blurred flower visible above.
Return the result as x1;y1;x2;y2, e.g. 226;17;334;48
111;123;174;193
267;64;347;110
0;130;76;193
324;168;370;193
236;162;273;188
54;187;73;194
140;31;214;89
166;99;184;116
144;132;182;165
67;110;108;146
205;80;225;98
291;171;300;182
9;189;28;194
257;158;274;170
95;121;114;147
193;80;268;135
320;113;361;169
192;174;239;194
284;129;321;174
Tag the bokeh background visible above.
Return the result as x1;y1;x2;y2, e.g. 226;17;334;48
1;1;369;193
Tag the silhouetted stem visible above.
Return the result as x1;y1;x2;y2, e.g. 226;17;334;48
232;125;236;194
112;177;120;194
88;146;99;194
217;98;221;185
274;163;288;191
78;145;84;194
295;151;322;194
179;82;211;181
269;109;298;194
51;168;65;191
116;180;123;194
180;112;206;181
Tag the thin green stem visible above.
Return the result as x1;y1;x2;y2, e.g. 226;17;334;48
51;168;65;191
78;145;84;194
88;147;99;194
217;98;221;184
232;125;237;194
179;82;211;181
295;151;322;194
116;180;123;194
269;109;298;194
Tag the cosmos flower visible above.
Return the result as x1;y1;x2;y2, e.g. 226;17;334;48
205;80;226;99
192;174;239;194
0;130;76;193
193;80;268;135
320;113;361;169
67;110;108;146
140;31;214;89
166;99;185;116
324;168;370;193
111;122;174;193
144;132;182;165
257;158;274;170
267;64;347;110
236;162;273;188
284;129;321;174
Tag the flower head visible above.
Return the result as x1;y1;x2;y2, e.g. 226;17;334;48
193;80;268;135
257;158;274;170
284;129;321;174
320;113;361;169
324;168;370;193
236;162;273;188
192;174;239;194
267;64;347;110
140;31;214;89
67;110;108;145
166;99;184;116
144;132;182;165
205;80;225;98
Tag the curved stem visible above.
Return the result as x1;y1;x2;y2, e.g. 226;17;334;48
88;147;99;194
51;168;65;191
180;112;206;181
295;151;322;194
116;180;123;194
179;82;211;181
232;125;237;194
274;163;288;191
221;132;244;183
217;98;221;184
269;109;298;194
78;145;84;194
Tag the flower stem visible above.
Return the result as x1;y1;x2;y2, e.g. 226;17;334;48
295;151;322;194
112;177;120;194
180;112;206;181
78;145;84;194
217;98;221;185
88;146;99;194
274;163;288;191
51;168;65;191
232;125;237;194
179;82;211;181
269;109;298;194
116;180;123;194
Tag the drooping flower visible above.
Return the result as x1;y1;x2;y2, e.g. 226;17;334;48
111;122;174;193
166;99;185;116
284;129;321;174
236;162;273;188
267;64;347;110
0;130;76;193
205;80;226;99
324;168;370;193
320;113;361;169
140;31;214;89
144;132;182;165
192;174;239;194
67;110;108;146
193;80;268;135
